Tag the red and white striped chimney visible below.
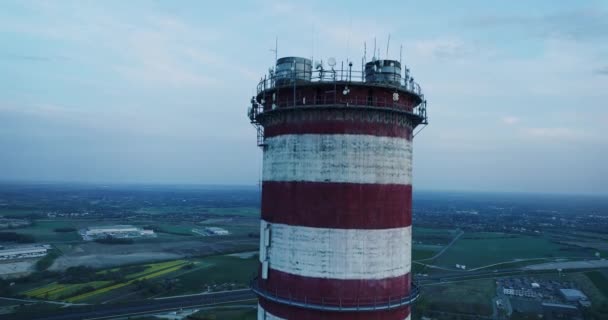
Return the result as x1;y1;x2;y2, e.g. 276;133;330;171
249;56;426;320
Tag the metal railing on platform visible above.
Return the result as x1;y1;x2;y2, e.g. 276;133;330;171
256;69;423;97
248;95;428;124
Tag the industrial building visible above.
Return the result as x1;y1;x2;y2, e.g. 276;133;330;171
249;52;427;319
0;245;49;261
193;227;230;236
560;289;591;307
80;225;155;240
503;287;539;298
560;288;588;302
204;227;229;236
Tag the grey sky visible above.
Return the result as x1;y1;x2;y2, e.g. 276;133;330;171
1;1;607;194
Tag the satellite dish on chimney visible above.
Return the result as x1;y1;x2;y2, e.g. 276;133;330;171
328;57;336;67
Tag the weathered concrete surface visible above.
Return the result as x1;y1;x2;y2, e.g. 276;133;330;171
263;134;412;185
260;220;411;279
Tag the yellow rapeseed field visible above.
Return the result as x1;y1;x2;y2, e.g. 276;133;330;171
23;259;189;302
67;260;188;302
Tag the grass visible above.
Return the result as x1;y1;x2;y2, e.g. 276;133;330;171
434;232;590;269
0;208;40;217
586;271;608;297
190;307;257;320
24;281;111;300
24;283;67;297
413;248;437;261
161;255;258;296
202;207;259;217
12;220;81;242
154;225;194;236
36;248;61;271
125;260;188;279
413;228;456;246
23;259;189;302
67;260;189;302
416;278;496;316
133;206;259;217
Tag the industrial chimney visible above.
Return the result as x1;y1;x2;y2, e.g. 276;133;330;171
248;54;427;320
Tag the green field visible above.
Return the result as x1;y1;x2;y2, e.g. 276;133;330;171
133;206;259;217
586;271;608;297
21;255;258;302
203;207;259;217
67;260;190;302
24;281;111;300
22;260;190;302
154;224;194;236
416;279;496;316
0;208;40;217
413;228;456;246
434;232;589;269
413;248;437;261
190;307;257;320
10;220;81;242
162;255;258;296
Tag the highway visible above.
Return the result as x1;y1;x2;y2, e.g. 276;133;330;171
6;271;530;320
9;264;608;320
8;289;256;320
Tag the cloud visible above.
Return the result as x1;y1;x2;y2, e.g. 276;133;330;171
595;66;608;75
0;54;53;61
521;127;588;140
0;2;245;89
412;38;474;59
463;9;608;42
502;116;520;125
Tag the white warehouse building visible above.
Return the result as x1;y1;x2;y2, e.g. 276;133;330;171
0;245;49;261
80;225;155;240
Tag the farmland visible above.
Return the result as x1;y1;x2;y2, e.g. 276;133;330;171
190;306;257;320
412;227;456;246
416;278;496;316
433;232;593;269
3;220;81;242
21;260;191;302
586;271;608;297
158;255;259;297
12;254;260;304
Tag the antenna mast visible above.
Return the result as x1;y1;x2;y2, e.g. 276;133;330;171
386;34;391;59
311;25;315;64
373;37;377;59
270;37;278;64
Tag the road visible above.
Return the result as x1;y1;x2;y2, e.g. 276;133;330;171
415;229;464;262
8;258;607;320
6;289;256;320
